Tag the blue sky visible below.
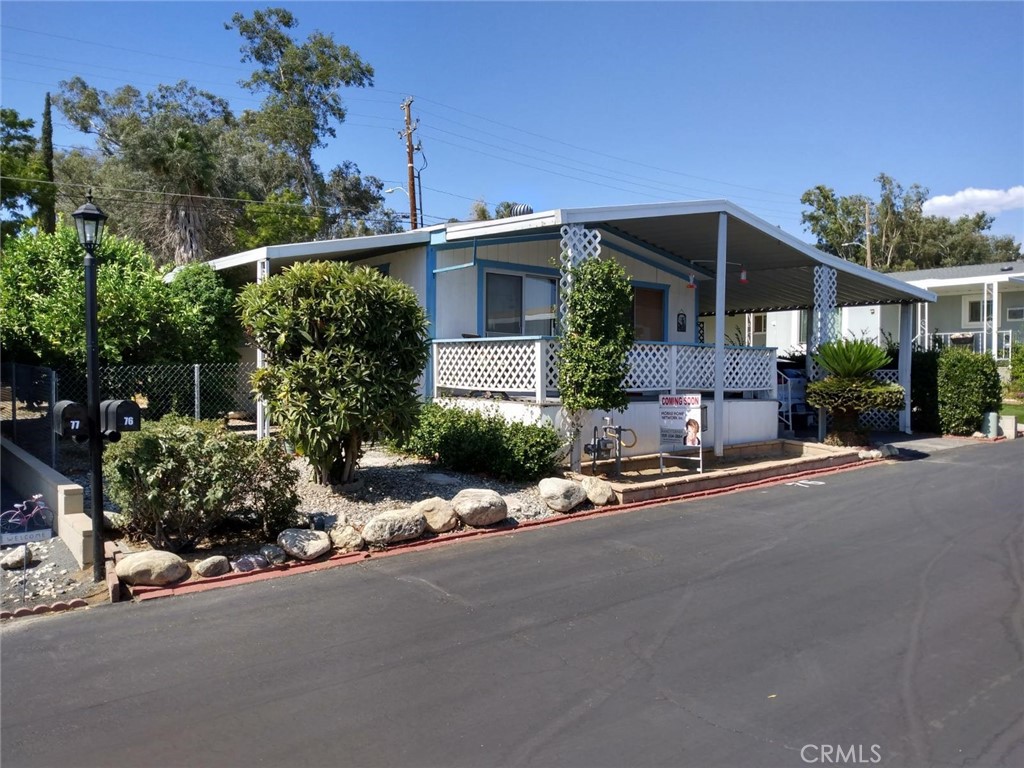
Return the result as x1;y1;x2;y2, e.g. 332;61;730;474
2;1;1022;248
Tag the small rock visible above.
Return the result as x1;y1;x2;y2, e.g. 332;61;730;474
329;523;365;553
115;551;190;586
195;556;231;578
504;496;523;519
538;478;587;513
231;554;270;573
412;497;459;533
277;529;332;561
1;545;32;570
260;544;288;565
451;489;508;527
581;476;617;506
362;510;427;549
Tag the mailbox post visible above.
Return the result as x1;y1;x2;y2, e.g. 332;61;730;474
72;192;109;583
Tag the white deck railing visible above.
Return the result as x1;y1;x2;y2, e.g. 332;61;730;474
432;337;777;403
932;330;1014;361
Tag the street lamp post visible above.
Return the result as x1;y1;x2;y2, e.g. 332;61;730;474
71;191;108;582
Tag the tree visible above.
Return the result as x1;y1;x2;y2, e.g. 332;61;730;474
238;261;429;485
164;263;243;362
469;200;524;221
800;173;1019;272
235;189;322;250
55;78;239;265
0;108;45;239
0;227;173;368
39;94;56;234
227;7;374;211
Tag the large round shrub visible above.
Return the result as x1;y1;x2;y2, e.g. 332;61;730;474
938;348;1002;435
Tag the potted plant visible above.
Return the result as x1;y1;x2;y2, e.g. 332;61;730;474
805;339;905;446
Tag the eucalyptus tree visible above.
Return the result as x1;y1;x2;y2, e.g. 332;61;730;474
0;107;45;239
227;7;374;213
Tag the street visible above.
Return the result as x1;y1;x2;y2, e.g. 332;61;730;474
2;439;1022;768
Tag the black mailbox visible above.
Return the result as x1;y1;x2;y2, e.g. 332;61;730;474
100;399;141;440
54;400;89;439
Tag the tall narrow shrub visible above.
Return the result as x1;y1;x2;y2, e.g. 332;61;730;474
937;348;1001;435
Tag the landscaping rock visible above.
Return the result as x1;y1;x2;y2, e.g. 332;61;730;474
277;529;332;561
231;554;270;573
412;497;459;533
539;478;587;513
260;544;288;565
362;509;427;549
858;449;883;460
329;523;365;553
195;556;230;578
451;489;508;527
581;476;617;506
115;551;190;586
1;545;32;570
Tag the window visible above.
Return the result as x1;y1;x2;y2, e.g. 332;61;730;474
962;296;993;327
485;273;556;336
632;287;665;341
1008;307;1024;322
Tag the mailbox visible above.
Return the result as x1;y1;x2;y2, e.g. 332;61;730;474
54;400;89;439
100;399;141;441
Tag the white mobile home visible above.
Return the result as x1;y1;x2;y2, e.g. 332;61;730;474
191;201;935;459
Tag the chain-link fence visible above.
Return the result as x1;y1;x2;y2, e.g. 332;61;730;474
2;362;258;470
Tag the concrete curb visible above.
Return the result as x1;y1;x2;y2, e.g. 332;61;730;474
0;598;90;621
122;455;893;604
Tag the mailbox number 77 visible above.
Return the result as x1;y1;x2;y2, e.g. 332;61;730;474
70;420;81;430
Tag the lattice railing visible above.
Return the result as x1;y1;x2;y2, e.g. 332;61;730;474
433;339;776;402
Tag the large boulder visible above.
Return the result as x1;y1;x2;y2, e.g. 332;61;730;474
276;529;332;561
115;550;190;586
362;509;427;549
329;523;365;553
195;555;230;578
538;478;587;513
1;545;32;570
412;497;459;533
581;476;617;506
451;489;508;528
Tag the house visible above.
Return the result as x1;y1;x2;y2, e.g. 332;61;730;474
187;200;936;460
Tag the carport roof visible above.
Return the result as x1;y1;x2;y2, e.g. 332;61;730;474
184;199;935;315
445;200;936;315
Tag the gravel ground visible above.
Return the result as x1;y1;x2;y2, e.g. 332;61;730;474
2;444;569;615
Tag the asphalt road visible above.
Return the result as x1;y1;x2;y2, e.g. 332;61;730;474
2;440;1022;768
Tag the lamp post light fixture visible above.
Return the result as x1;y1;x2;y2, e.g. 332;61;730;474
71;191;109;582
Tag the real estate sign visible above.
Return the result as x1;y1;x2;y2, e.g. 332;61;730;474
660;393;703;448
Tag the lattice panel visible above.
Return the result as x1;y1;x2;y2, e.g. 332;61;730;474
624;344;672;390
558;224;601;334
545;339;561;392
724;347;775;391
434;340;538;392
811;265;838;356
675;345;716;390
859;368;901;431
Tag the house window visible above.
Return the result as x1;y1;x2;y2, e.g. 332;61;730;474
962;296;993;328
485;272;556;336
1008;307;1024;322
632;287;665;341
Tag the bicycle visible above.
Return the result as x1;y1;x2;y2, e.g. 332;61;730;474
0;494;54;537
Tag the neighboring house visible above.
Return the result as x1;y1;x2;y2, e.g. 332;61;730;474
184;200;935;459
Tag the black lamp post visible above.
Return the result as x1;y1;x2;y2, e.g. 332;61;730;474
71;191;108;582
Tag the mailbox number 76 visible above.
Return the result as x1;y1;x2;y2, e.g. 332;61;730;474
123;416;135;427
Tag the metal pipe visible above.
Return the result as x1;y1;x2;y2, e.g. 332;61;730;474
84;247;104;582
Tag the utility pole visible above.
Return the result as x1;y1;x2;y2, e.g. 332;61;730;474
400;98;419;230
864;201;872;270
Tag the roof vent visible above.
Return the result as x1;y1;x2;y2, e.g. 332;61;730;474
509;203;534;217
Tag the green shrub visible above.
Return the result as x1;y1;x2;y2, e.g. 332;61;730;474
104;415;299;552
937;348;1002;435
813;339;892;378
1009;342;1024;398
398;403;561;481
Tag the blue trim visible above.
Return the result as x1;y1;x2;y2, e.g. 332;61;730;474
425;245;437;397
477;259;560;277
601;225;714;277
601;240;700;285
